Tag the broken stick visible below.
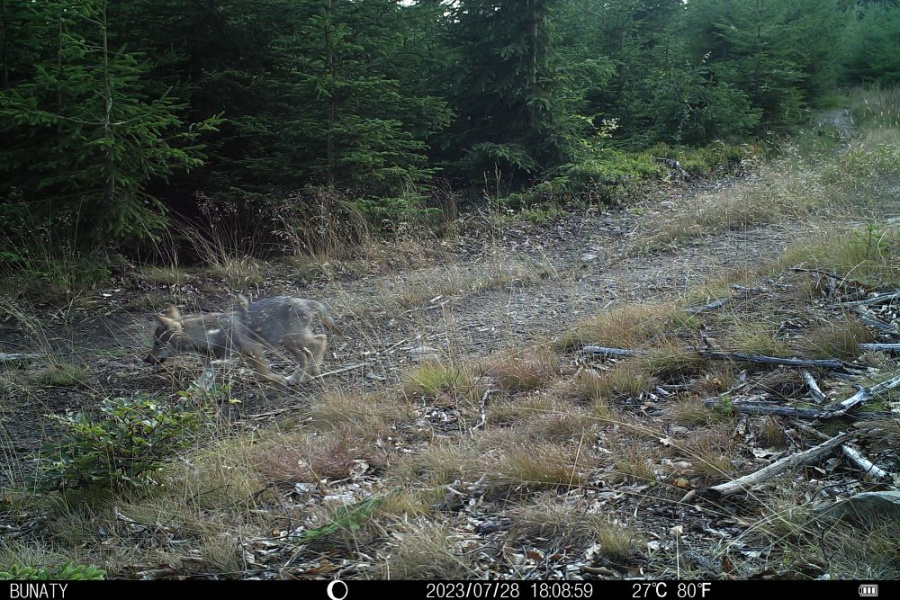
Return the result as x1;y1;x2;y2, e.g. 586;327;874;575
581;346;640;358
801;369;826;403
791;420;890;481
706;431;854;498
839;291;900;307
700;350;851;371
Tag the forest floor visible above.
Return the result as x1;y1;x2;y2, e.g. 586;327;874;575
3;109;900;580
0;169;817;459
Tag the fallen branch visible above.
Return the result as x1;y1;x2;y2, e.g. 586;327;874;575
854;308;900;335
791;420;890;481
0;352;42;365
839;291;900;307
699;350;850;371
841;443;891;481
705;372;900;419
310;363;368;380
820;372;900;418
581;346;641;358
383;338;409;352
472;388;498;431
683;297;729;315
705;431;854;498
703;399;824;419
581;346;860;373
801;369;826;404
859;343;900;353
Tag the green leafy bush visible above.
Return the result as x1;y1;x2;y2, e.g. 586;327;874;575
40;394;209;490
0;562;105;580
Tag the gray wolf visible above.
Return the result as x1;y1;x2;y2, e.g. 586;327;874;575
145;296;339;385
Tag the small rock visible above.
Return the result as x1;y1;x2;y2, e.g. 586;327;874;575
323;492;357;504
815;491;900;521
408;346;441;361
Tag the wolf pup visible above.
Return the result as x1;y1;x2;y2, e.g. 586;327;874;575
145;296;339;385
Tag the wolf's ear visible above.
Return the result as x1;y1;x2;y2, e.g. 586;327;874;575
163;304;181;320
237;294;250;309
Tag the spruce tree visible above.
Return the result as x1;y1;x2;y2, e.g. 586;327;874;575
0;0;218;246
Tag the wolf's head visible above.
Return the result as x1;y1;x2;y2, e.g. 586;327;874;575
144;304;184;364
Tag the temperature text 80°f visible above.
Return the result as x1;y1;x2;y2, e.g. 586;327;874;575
633;583;712;599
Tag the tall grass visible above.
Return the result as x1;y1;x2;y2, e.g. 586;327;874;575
848;85;900;130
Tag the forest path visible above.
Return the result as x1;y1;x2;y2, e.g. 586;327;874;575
818;107;858;139
0;122;857;461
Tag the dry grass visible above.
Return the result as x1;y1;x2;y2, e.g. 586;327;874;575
251;429;388;484
376;488;434;518
648;159;834;248
4;431;276;577
638;344;707;380
518;409;595;443
723;320;794;357
603;435;665;485
485;347;560;393
485;392;557;427
374;250;549;311
379;520;475;579
849;85;900;130
30;362;91;387
6;89;900;580
403;361;479;398
202;256;269;287
675;425;740;484
307;390;414;442
495;439;596;490
777;227;900;289
581;362;656;401
509;499;641;558
138;265;193;286
797;316;874;360
392;441;478;487
667;396;733;427
556;302;700;351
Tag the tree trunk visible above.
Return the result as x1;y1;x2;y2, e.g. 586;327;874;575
325;0;336;186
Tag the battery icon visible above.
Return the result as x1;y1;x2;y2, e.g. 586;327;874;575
859;584;879;598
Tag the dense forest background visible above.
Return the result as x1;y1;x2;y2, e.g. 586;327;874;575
1;0;898;259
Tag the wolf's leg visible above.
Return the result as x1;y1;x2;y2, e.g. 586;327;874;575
243;348;287;385
285;333;326;376
283;336;310;370
308;334;327;375
283;334;312;383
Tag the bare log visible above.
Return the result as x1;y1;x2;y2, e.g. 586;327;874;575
699;350;850;371
581;346;641;358
310;363;368;380
0;352;42;365
791;420;891;481
801;369;826;403
859;343;900;353
706;373;900;420
703;399;824;419
854;308;900;335
840;291;900;307
683;297;729;315
841;443;891;481
706;432;854;498
821;372;900;418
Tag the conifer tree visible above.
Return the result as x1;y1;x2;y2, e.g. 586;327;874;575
0;0;217;245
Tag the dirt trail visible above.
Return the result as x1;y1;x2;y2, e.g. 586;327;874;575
818;107;859;139
0;162;830;461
